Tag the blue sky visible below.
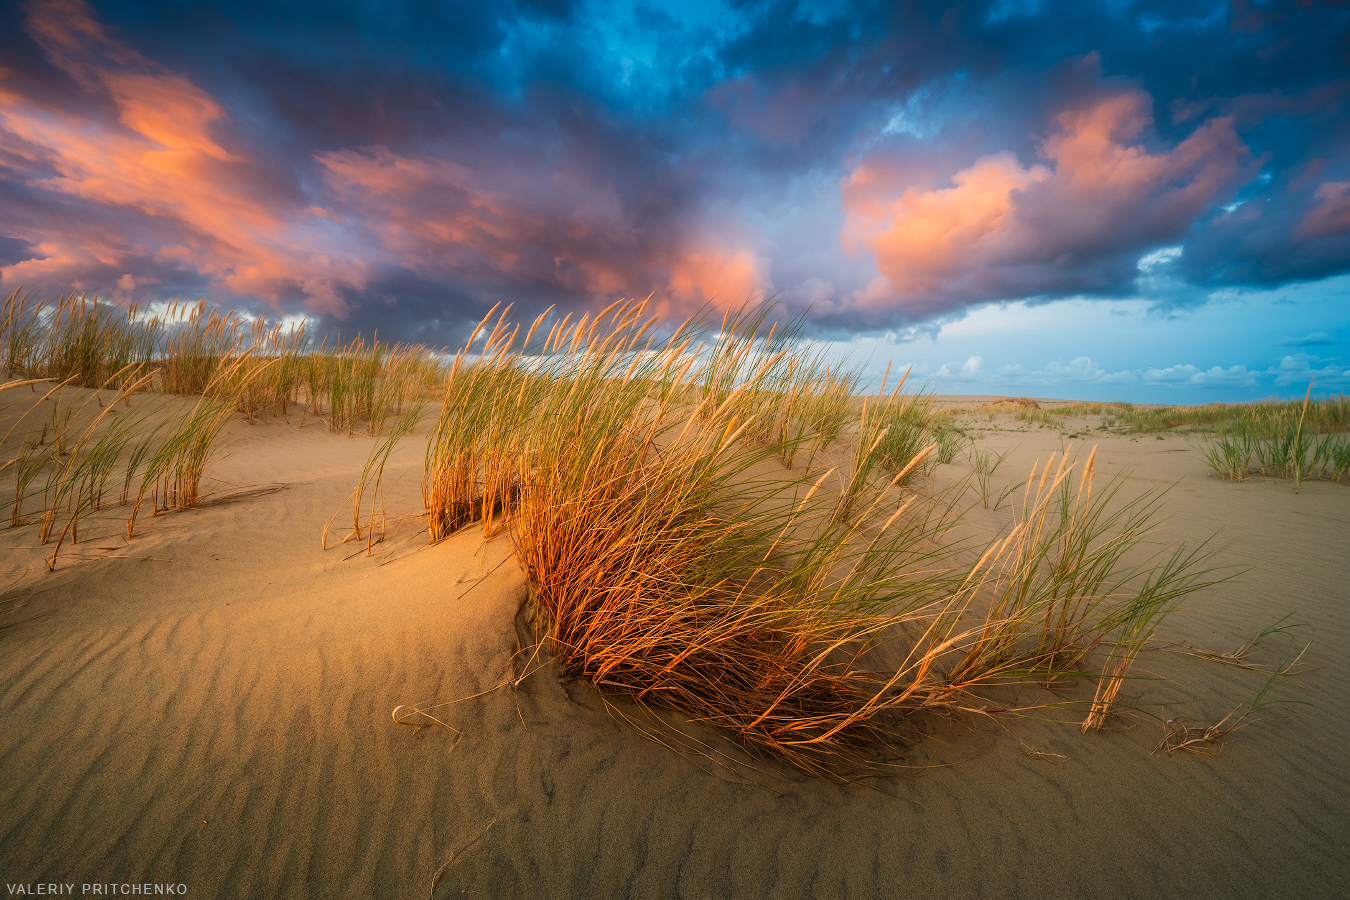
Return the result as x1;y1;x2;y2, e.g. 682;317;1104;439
843;276;1350;400
1;0;1348;401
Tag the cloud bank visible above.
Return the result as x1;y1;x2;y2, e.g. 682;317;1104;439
0;0;1347;343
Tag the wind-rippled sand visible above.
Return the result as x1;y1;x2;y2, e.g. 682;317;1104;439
1;411;1347;898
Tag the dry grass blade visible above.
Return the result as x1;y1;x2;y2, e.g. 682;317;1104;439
1162;615;1305;673
1153;645;1308;755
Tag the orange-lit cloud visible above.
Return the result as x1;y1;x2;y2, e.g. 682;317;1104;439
843;91;1254;314
3;0;772;326
0;0;365;314
665;249;771;310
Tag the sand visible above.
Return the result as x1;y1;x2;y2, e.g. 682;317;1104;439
1;399;1347;898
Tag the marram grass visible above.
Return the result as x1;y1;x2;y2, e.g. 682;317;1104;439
420;302;1224;775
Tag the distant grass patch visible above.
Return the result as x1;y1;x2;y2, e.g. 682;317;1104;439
1043;397;1350;437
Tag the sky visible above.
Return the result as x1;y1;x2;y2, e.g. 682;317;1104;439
1;0;1348;402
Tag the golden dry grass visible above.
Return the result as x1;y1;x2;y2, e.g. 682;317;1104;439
419;301;1222;774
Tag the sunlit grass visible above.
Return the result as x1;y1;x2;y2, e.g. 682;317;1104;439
419;302;1223;775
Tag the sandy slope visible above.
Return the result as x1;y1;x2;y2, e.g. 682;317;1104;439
0;406;1347;899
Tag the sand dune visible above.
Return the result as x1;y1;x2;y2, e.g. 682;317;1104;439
1;410;1347;898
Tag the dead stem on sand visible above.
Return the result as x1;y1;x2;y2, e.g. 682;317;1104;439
1160;615;1308;673
1153;645;1309;755
428;817;498;900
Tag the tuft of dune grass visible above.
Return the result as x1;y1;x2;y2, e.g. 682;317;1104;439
420;301;1223;775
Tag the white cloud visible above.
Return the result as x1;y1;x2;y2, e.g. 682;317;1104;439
934;355;984;380
1142;363;1257;387
927;354;1134;389
1137;246;1183;272
880;85;938;140
1271;354;1350;389
1142;363;1199;382
1041;356;1135;384
882;109;927;139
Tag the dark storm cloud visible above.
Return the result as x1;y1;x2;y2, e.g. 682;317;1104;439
0;0;1347;342
0;234;37;267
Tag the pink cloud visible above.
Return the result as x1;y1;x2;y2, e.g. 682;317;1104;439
320;145;773;315
1299;181;1350;238
0;0;366;314
842;90;1255;315
319;146;642;296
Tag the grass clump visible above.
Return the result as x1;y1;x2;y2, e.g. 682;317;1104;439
833;368;961;523
1075;395;1350;436
968;445;1021;510
508;305;960;772
423;303;556;541
2;291;158;389
1014;407;1052;425
1;350;274;568
695;306;859;468
2;289;447;439
418;303;1222;776
1200;385;1350;486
